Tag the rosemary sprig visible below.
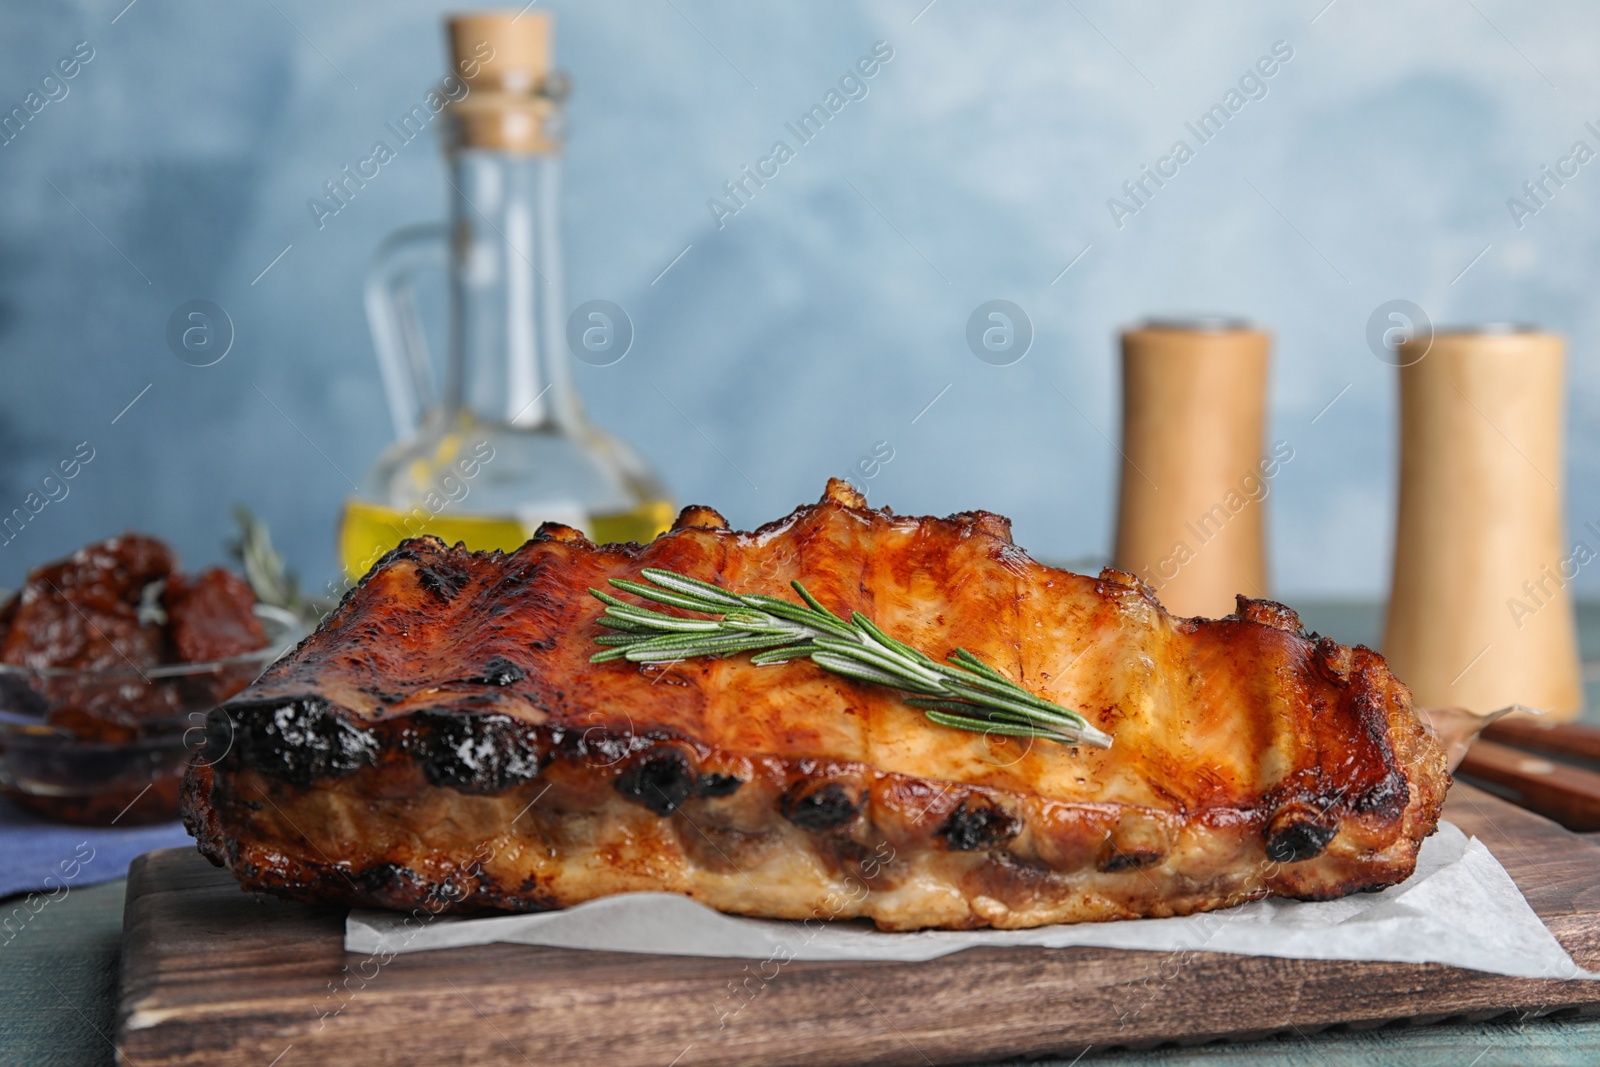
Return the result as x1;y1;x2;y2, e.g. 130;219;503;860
588;568;1112;750
228;506;338;625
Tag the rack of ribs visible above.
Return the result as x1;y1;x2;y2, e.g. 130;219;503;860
183;480;1448;930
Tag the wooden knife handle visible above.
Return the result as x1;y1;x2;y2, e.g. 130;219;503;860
1483;718;1600;765
1458;738;1600;832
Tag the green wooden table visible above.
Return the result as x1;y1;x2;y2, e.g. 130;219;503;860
6;602;1600;1066
1;879;125;1067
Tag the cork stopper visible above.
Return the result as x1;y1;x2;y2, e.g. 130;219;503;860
450;11;553;93
445;10;562;153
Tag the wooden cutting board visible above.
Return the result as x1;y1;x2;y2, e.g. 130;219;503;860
115;783;1600;1067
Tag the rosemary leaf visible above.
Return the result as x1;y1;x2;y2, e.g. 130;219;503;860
719;610;802;635
739;594;855;637
923;710;1069;741
789;581;840;619
749;644;821;665
594;616;658;633
948;648;1015;686
637;568;746;609
808;651;913;689
593;633;649;646
904;697;1025;718
606;578;731;614
601;604;723;632
809;635;942;691
626;635;794;662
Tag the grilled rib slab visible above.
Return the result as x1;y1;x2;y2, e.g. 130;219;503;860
183;481;1448;930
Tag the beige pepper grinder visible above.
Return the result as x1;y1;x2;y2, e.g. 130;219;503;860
1383;326;1583;720
1113;319;1275;618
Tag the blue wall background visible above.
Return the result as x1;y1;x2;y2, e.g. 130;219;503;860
1;0;1597;601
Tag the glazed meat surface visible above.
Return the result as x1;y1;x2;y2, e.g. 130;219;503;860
166;568;267;663
0;533;176;672
0;535;266;673
184;481;1448;930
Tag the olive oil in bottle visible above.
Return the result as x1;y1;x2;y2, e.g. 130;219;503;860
341;11;672;579
339;499;675;579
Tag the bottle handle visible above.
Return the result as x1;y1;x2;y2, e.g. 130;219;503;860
364;223;448;440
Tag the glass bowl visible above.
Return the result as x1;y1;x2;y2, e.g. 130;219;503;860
0;604;303;826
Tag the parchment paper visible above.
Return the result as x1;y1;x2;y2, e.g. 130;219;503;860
346;822;1592;980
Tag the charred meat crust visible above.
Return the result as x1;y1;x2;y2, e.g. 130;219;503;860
183;480;1448;930
1266;818;1340;863
938;798;1021;851
614;748;699;816
468;656;527;687
217;697;379;788
405;709;545;794
782;781;863;831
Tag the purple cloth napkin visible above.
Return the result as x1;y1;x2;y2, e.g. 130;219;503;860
0;795;192;899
